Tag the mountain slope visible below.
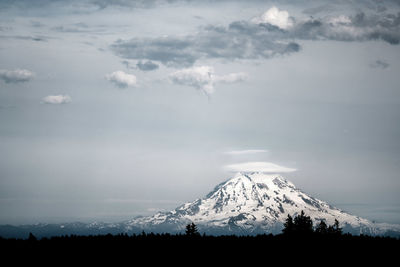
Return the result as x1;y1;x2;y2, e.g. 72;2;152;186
1;172;399;238
125;172;400;236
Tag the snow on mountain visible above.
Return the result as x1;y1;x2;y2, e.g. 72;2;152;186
1;172;399;238
125;172;400;236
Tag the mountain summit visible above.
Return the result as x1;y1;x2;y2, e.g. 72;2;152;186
126;172;400;236
1;172;399;238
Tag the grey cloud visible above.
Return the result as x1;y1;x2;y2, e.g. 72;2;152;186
136;60;159;71
112;36;199;67
0;0;165;12
0;69;35;83
199;22;300;59
0;26;12;31
52;26;82;33
121;60;131;69
111;10;400;68
21;36;47;42
111;21;300;67
0;0;88;14
302;4;337;15
91;0;158;9
52;23;92;33
0;35;48;42
1;0;399;14
291;12;400;45
370;60;390;69
90;0;212;9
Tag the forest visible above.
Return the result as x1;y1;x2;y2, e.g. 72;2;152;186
0;212;398;261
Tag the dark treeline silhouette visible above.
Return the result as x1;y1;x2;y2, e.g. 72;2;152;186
283;210;342;236
185;222;200;236
0;212;398;262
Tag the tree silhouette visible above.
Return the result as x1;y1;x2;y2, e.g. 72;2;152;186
28;232;37;242
283;214;294;235
282;211;344;237
282;211;314;235
315;220;328;235
293;210;313;234
185;223;200;236
327;219;342;235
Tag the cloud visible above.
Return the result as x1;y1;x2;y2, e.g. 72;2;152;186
302;4;337;15
105;71;137;88
0;69;35;83
252;6;294;29
291;12;400;44
224;149;268;155
136;60;159;71
42;95;72;104
169;66;247;95
170;66;214;94
111;8;400;67
112;36;199;67
111;21;300;68
92;0;158;9
370;60;390;69
121;60;131;69
0;35;47;42
52;26;87;33
224;161;296;173
214;72;248;84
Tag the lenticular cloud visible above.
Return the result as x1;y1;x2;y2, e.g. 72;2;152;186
224;161;296;173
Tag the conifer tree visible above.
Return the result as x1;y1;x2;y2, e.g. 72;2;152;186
293;210;313;234
283;214;294;235
333;219;342;235
28;232;37;242
185;223;200;236
315;220;328;235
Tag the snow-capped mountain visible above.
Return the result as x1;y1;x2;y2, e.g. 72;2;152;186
1;172;399;238
124;172;400;236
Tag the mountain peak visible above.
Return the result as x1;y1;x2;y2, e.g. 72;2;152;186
3;172;399;238
234;171;282;179
231;172;294;191
126;172;400;236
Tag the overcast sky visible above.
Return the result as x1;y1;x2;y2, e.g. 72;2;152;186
0;0;400;225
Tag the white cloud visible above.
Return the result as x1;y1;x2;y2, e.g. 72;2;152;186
170;66;214;94
169;66;247;95
252;6;294;29
215;72;248;84
42;95;71;104
0;69;35;83
105;70;137;88
224;161;296;173
224;149;268;155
